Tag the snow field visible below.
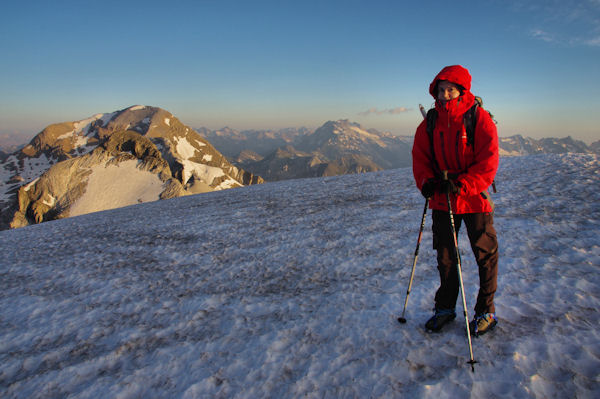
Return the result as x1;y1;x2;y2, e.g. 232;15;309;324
0;153;599;398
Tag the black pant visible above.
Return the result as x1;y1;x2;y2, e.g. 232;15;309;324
432;210;499;315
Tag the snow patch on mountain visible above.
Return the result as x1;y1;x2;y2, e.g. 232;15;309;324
180;160;224;187
1;153;53;206
173;135;241;188
347;124;387;147
22;178;39;192
174;136;199;160
69;160;166;216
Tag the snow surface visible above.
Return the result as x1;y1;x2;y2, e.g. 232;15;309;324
1;154;599;398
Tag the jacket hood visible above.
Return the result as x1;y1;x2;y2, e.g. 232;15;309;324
429;65;472;98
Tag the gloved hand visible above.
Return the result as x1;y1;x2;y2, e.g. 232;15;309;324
440;179;461;194
421;178;438;198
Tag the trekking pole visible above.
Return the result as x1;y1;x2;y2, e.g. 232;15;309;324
442;170;477;372
398;197;429;324
398;105;431;324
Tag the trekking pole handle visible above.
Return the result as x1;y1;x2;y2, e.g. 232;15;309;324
419;104;427;119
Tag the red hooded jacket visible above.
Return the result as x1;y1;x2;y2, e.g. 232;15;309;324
412;65;499;214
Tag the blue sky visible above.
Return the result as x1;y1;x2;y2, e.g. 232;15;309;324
1;0;599;143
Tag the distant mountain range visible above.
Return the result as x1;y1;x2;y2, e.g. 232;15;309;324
0;106;262;230
0;133;28;160
199;120;413;181
2;107;598;230
198;122;599;181
498;135;599;156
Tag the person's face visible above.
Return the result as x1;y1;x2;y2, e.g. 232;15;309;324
437;81;461;103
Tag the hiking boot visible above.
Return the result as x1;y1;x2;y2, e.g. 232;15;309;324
469;313;497;336
425;308;456;332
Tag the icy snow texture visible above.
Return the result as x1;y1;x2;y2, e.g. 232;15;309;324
0;154;598;398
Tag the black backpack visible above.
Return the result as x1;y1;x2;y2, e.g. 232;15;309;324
423;97;497;193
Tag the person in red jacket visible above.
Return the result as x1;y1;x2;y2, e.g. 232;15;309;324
412;65;499;336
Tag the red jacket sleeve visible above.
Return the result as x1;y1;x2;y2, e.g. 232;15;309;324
456;109;499;196
412;120;435;190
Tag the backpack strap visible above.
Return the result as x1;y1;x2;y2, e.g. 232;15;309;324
465;96;498;148
425;108;440;174
426;108;437;140
464;97;498;193
464;98;480;147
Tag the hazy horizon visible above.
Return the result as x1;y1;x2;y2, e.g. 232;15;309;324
0;108;597;152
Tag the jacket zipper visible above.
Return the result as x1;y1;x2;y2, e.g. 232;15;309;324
439;131;450;172
455;130;463;171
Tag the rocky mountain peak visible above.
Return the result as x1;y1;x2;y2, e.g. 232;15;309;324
0;105;263;230
295;119;392;158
